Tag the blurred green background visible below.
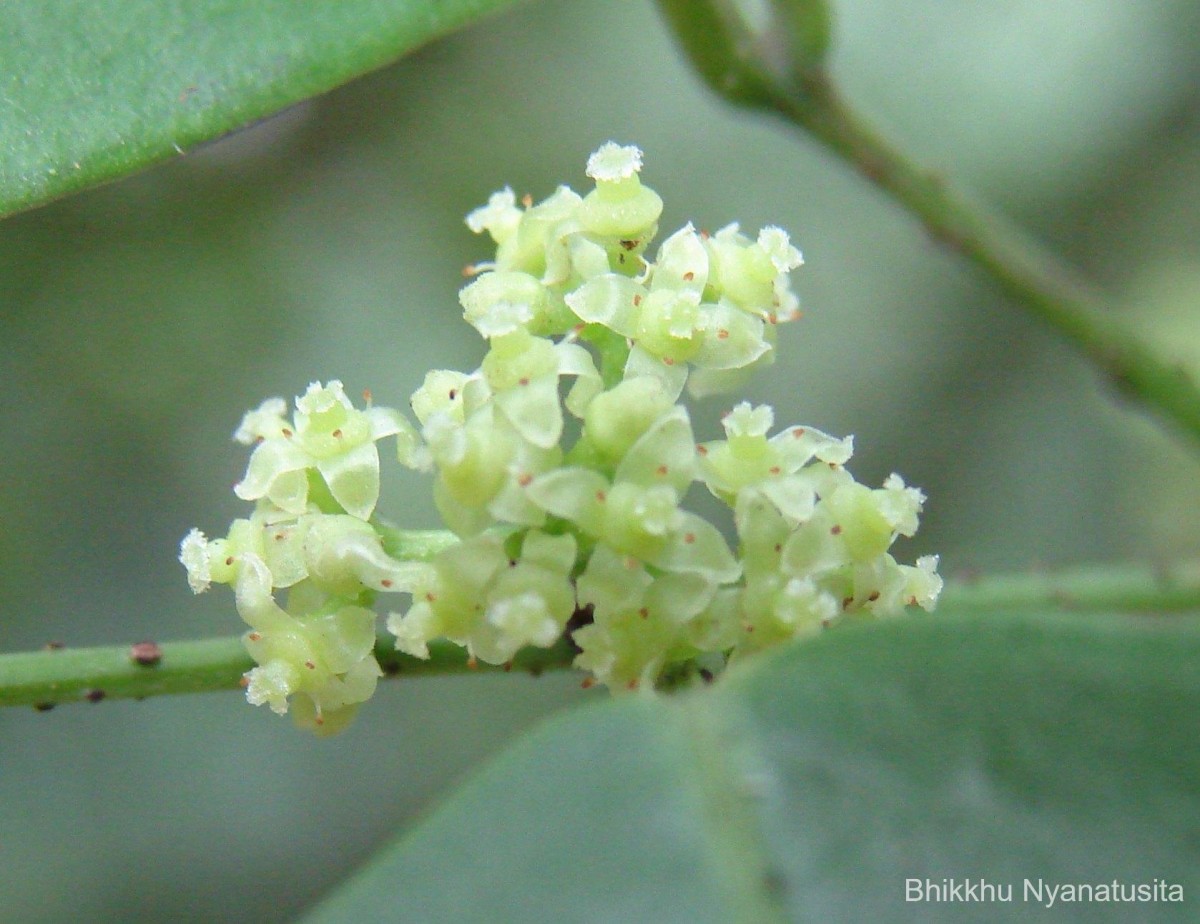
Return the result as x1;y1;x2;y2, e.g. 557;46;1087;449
3;0;1200;920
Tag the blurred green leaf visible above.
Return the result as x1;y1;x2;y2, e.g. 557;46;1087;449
0;0;527;218
305;611;1200;921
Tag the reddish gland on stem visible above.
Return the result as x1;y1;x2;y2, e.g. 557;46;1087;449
129;641;162;666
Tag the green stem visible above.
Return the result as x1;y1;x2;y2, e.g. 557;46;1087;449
0;635;579;710
938;561;1200;614
373;525;460;561
3;563;1198;711
768;72;1200;447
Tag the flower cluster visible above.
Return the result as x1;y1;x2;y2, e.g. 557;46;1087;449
182;143;940;731
180;382;428;733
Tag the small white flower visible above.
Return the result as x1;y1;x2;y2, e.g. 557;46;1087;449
586;142;643;182
234;397;288;445
757;226;803;272
234;381;421;520
466;186;521;241
179;528;211;594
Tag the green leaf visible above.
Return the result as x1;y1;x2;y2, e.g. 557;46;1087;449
304;610;1200;921
0;0;526;218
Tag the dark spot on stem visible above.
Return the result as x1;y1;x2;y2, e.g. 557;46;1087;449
129;641;162;667
34;702;55;712
85;689;106;704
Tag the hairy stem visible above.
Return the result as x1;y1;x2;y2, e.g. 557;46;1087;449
3;563;1198;711
769;72;1200;447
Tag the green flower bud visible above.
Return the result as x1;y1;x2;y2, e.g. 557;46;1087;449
234;380;422;521
411;369;470;426
582;379;677;467
460;270;577;339
386;530;576;665
635;289;704;363
578;143;664;242
735;572;840;656
465;187;522;246
574;544;717;689
493;186;584;280
301;514;429;598
703;223;803;322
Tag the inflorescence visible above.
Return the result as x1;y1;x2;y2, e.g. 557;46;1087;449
181;143;941;733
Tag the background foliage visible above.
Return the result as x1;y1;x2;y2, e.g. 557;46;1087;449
3;0;1200;920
